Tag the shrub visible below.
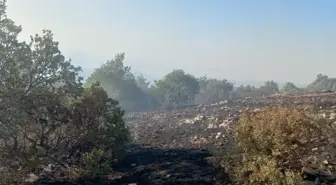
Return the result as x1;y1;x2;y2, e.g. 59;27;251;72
0;82;130;183
0;1;130;180
79;148;113;177
231;107;324;184
235;156;304;185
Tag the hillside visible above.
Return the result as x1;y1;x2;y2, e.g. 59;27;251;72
26;93;336;185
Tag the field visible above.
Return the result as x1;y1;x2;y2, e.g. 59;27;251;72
31;93;336;185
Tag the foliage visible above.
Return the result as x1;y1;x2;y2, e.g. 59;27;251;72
85;53;154;111
150;69;200;108
259;80;280;95
232;81;281;99
0;27;83;169
232;85;262;99
238;156;304;185
231;107;324;185
80;148;113;177
70;83;131;160
0;2;130;182
194;76;234;104
281;82;303;94
136;73;151;92
307;74;336;91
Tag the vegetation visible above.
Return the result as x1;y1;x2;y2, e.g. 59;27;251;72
149;69;200;108
0;0;335;184
83;57;335;111
0;1;130;183
281;82;303;94
84;53;155;112
307;74;336;92
194;76;234;104
228;107;326;185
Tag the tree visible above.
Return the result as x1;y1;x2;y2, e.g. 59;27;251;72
281;82;302;94
259;80;279;95
150;69;200;108
136;74;150;92
85;53;154;111
306;74;336;91
232;85;261;99
194;76;234;104
0;1;130;181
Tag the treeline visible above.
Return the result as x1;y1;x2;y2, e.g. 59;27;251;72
84;53;336;112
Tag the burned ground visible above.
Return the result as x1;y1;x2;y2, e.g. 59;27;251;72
30;93;336;185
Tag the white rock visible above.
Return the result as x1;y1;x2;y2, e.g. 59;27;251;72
323;160;329;165
194;115;205;121
219;120;230;128
184;119;194;124
207;123;217;129
254;108;261;112
216;132;222;139
25;173;39;183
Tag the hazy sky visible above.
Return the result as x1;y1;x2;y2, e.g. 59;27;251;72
6;0;336;84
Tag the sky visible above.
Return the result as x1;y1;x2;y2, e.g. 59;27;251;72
6;0;336;85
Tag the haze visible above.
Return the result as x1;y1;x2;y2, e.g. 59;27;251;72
6;0;336;85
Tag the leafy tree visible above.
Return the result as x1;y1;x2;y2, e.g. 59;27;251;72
0;1;130;182
85;53;154;111
259;80;279;95
194;76;234;104
281;82;302;94
151;69;200;108
306;74;336;91
232;85;261;99
136;73;150;92
232;81;280;99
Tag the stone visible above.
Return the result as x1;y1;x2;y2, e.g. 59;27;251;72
25;173;39;183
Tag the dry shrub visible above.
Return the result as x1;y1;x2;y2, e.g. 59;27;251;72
231;107;324;185
235;156;304;185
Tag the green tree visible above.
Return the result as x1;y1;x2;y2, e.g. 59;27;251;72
259;80;279;95
85;53;154;111
281;82;302;94
0;1;130;181
136;73;150;92
232;85;261;99
195;76;234;104
306;74;336;91
151;69;200;108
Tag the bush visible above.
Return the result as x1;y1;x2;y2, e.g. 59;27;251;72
235;156;304;185
0;1;130;181
0;82;130;183
230;107;324;185
79;148;113;177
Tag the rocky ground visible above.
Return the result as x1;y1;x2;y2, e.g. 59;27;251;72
31;92;336;185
